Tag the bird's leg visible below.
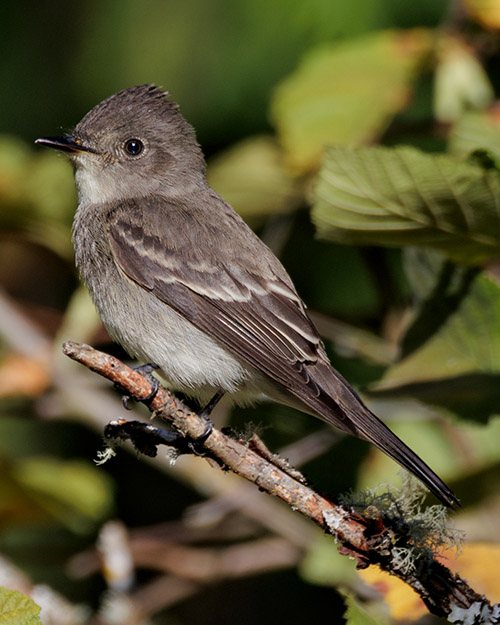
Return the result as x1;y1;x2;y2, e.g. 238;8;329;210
186;390;225;453
117;363;160;409
199;389;225;419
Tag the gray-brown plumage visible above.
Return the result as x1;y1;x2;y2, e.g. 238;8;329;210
36;85;458;507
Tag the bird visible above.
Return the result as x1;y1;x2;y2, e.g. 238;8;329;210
36;84;458;507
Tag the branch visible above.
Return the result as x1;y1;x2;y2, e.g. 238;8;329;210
63;341;498;623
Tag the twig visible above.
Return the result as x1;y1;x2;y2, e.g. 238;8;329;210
63;341;498;623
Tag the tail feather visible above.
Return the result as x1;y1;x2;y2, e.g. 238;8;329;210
350;404;459;508
293;362;459;508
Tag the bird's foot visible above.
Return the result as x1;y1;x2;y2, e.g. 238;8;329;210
103;417;217;460
184;390;225;454
107;388;224;458
116;363;160;409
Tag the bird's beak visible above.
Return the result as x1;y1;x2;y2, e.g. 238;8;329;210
35;136;96;154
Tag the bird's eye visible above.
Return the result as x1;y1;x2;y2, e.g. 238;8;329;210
124;139;144;156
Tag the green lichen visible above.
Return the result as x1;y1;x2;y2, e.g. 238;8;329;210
340;472;465;575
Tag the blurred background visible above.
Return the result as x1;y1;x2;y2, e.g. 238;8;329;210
1;0;500;623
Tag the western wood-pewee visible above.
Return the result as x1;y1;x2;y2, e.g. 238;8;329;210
36;85;458;507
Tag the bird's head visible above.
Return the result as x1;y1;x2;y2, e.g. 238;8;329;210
36;84;207;204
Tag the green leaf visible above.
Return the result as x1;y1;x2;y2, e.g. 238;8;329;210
299;533;357;587
371;250;500;422
312;144;500;265
0;588;41;625
0;137;75;224
372;372;500;423
0;136;75;258
312;315;396;366
343;593;390;625
13;457;114;533
271;29;433;172
449;109;500;162
207;135;301;220
400;255;480;357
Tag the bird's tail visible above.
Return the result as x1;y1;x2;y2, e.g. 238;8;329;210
293;363;459;508
349;404;459;508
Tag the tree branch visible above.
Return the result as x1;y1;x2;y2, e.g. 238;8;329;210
63;341;498;623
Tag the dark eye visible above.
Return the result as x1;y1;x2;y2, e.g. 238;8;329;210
124;139;143;156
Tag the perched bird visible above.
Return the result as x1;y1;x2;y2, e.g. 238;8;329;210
36;85;458;507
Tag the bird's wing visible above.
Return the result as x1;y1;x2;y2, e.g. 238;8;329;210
106;196;459;507
106;196;352;418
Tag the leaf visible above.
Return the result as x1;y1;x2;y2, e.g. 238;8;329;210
207;136;301;220
311;314;396;366
271;29;433;173
0;137;75;225
400;253;480;357
370;250;500;422
13;458;114;533
372;372;500;423
312;144;500;265
57;285;104;346
343;593;390;625
0;587;41;625
356;567;427;622
357;413;458;490
449;108;500;161
0;136;75;258
438;542;500;602
434;36;493;123
358;401;500;500
358;542;500;620
464;0;500;30
299;533;357;587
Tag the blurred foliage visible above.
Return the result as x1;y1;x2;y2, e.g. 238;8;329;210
343;593;390;625
2;0;500;623
0;586;42;625
0;137;75;258
464;0;500;29
271;29;434;172
358;542;500;621
434;35;494;122
449;106;500;158
207;135;302;220
372;251;500;421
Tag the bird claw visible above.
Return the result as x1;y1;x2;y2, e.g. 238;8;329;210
115;363;160;409
103;418;213;459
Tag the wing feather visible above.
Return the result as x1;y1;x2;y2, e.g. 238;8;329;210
107;197;323;387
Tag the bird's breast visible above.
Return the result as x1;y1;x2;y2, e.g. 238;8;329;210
72;201;261;400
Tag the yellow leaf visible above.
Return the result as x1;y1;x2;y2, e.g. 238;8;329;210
464;0;500;30
0;587;41;624
439;542;500;601
358;566;427;621
358;542;500;620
